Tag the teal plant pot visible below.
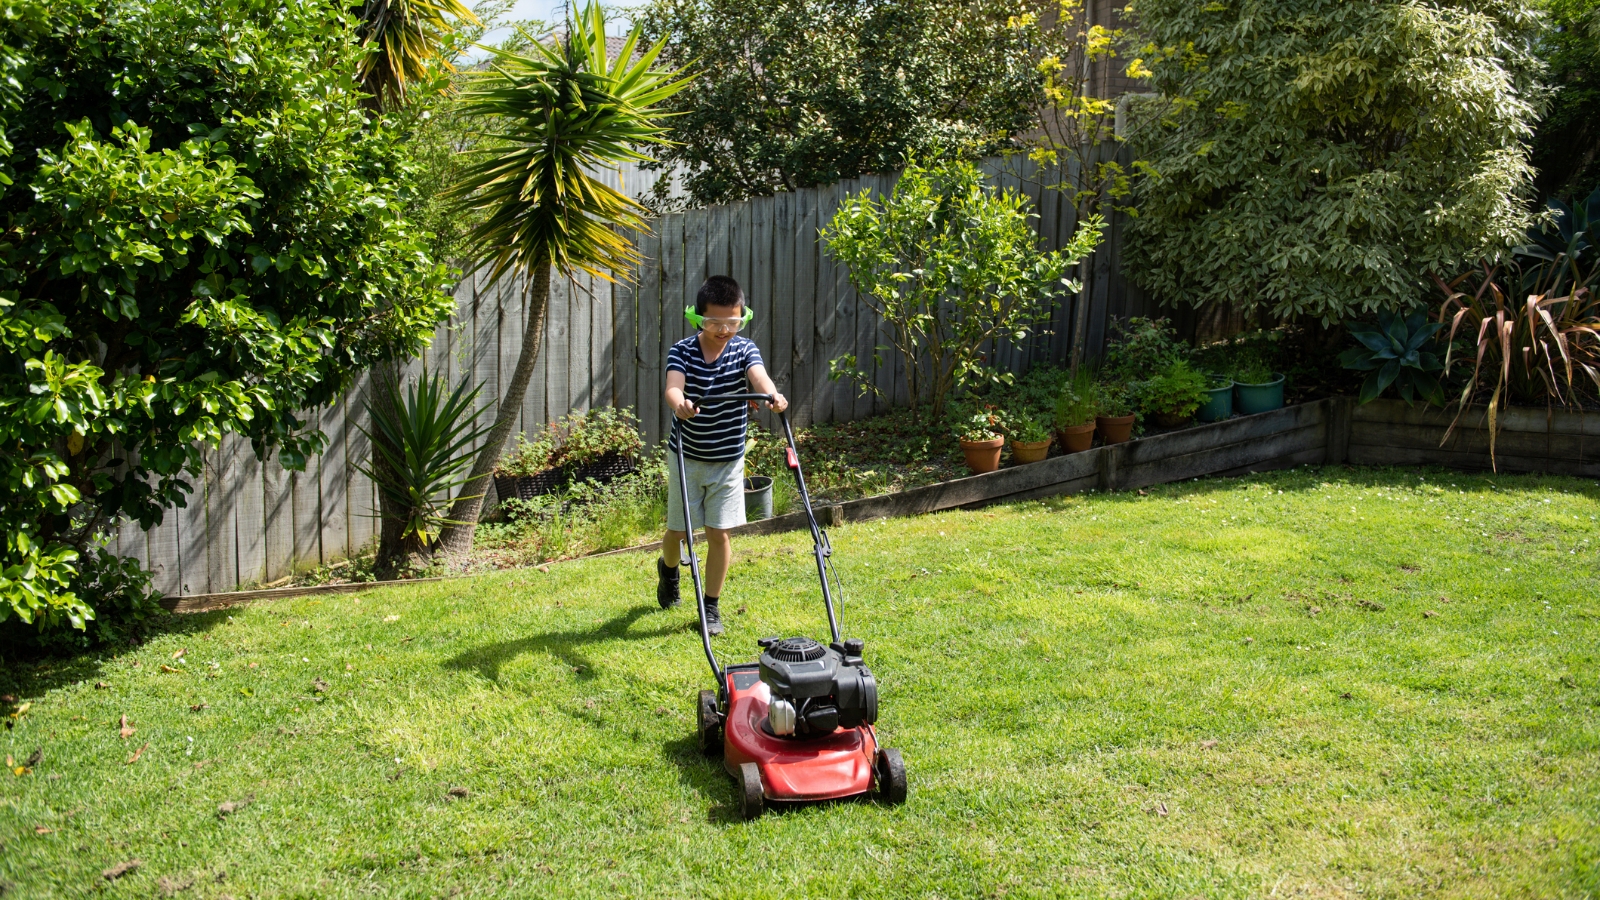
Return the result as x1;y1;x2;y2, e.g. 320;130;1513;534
1197;378;1234;423
1234;373;1285;415
744;475;774;521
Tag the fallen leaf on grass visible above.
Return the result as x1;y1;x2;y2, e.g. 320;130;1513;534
102;859;142;880
1357;599;1386;612
0;694;12;703
126;742;148;765
34;826;52;834
1200;739;1218;750
1340;692;1352;700
1424;610;1438;619
193;760;211;770
24;748;40;766
160;665;181;673
238;688;253;697
1147;801;1169;816
119;715;135;739
190;703;210;712
217;794;254;817
156;874;194;896
311;678;328;693
537;565;550;574
94;682;109;690
172;648;186;660
447;786;469;799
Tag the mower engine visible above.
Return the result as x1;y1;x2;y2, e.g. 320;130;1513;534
757;636;878;737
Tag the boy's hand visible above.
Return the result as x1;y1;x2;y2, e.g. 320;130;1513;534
766;392;788;413
672;397;698;420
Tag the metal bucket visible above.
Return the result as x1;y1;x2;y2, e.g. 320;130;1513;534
744;475;774;521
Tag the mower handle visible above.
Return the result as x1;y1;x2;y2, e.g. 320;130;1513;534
673;393;842;685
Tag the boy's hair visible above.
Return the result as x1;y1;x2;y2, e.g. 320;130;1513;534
695;275;745;314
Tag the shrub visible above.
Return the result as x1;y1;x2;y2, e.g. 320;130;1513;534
1137;362;1209;421
553;407;645;469
1125;0;1543;320
1094;382;1135;418
1053;369;1098;428
497;433;558;477
1102;318;1190;384
824;157;1099;421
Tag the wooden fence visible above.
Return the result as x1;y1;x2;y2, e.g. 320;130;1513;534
115;156;1145;596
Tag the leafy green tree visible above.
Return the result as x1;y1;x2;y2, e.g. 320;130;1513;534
434;2;691;559
633;0;1038;207
822;158;1102;421
0;0;454;632
1123;0;1545;322
1531;0;1600;199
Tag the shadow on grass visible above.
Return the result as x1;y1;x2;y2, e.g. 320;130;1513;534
0;608;229;705
441;604;696;683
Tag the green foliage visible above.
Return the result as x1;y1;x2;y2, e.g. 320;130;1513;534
553;407;644;469
633;0;1038;207
0;0;454;631
956;410;1005;442
1340;312;1447;405
496;432;558;478
1009;417;1052;443
1136;361;1208;420
1530;0;1600;200
1094;382;1135;418
356;0;479;110
1101;317;1190;383
361;374;492;549
448;2;692;284
1124;0;1544;320
0;544;163;654
1231;359;1277;386
1053;368;1098;428
823;158;1100;421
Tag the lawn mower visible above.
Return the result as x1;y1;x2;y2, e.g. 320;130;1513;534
672;393;907;820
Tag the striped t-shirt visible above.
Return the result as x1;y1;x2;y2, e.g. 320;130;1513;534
666;334;764;461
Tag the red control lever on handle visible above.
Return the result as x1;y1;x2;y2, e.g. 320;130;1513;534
786;447;799;469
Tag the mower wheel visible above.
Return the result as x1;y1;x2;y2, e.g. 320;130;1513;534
696;690;722;755
736;762;764;819
876;747;907;805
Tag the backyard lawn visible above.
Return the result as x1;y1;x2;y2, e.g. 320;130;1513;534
3;466;1597;898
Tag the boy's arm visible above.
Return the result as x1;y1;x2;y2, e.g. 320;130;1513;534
664;370;697;419
746;364;788;412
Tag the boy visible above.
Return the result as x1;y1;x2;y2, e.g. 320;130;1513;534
657;275;787;635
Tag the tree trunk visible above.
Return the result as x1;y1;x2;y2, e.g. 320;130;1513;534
435;263;552;561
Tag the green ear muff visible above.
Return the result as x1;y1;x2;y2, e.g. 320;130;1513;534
684;306;753;329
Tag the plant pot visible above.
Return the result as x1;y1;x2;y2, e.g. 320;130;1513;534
1095;414;1135;444
1152;411;1192;428
743;475;774;521
959;436;1004;474
1234;373;1286;415
568;451;638;484
1197;378;1234;423
493;470;562;504
1010;437;1053;464
1055;422;1096;454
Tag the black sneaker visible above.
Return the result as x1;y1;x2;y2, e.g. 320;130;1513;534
703;598;724;636
656;558;680;609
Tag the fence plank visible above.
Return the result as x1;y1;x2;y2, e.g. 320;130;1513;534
568;272;593;414
637;226;666;444
813;183;842;425
614;249;638;414
234;439;266;587
345;373;375;558
769;193;796;405
146;512;181;598
317;395;350;565
592;271;614;413
292;440;321;572
179;447;210;594
262;449;293;584
655;216;685;445
791;191;820;429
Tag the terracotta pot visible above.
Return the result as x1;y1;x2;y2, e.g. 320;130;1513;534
1096;413;1135;444
1152;411;1192;428
1055;422;1096;453
1010;437;1053;464
959;436;1004;474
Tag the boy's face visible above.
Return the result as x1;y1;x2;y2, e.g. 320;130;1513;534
699;302;744;341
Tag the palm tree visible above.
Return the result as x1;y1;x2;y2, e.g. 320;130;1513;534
434;1;691;559
356;0;480;111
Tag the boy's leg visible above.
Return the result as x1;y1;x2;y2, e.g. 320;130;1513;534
696;459;747;636
703;528;733;597
658;456;698;609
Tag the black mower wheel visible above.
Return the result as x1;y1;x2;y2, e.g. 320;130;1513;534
697;690;722;755
876;747;907;805
736;762;764;820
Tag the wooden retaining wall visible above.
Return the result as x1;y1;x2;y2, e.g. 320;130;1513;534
1345;400;1600;477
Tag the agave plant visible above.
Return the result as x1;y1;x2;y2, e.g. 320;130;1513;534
1339;311;1446;406
1515;186;1600;300
435;2;691;558
360;372;492;554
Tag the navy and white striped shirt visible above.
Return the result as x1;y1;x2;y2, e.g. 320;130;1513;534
666;334;764;461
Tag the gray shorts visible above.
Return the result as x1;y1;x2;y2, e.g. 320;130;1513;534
667;456;746;531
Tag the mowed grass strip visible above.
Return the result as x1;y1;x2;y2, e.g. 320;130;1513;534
2;466;1597;899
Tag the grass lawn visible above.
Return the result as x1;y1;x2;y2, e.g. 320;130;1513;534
3;466;1598;898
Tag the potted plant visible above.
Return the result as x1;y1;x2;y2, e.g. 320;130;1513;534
957;412;1005;474
555;407;644;482
494;431;560;503
1094;382;1137;444
1053;372;1098;453
1137;361;1208;428
1232;359;1285;414
1196;372;1234;422
1009;417;1054;464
